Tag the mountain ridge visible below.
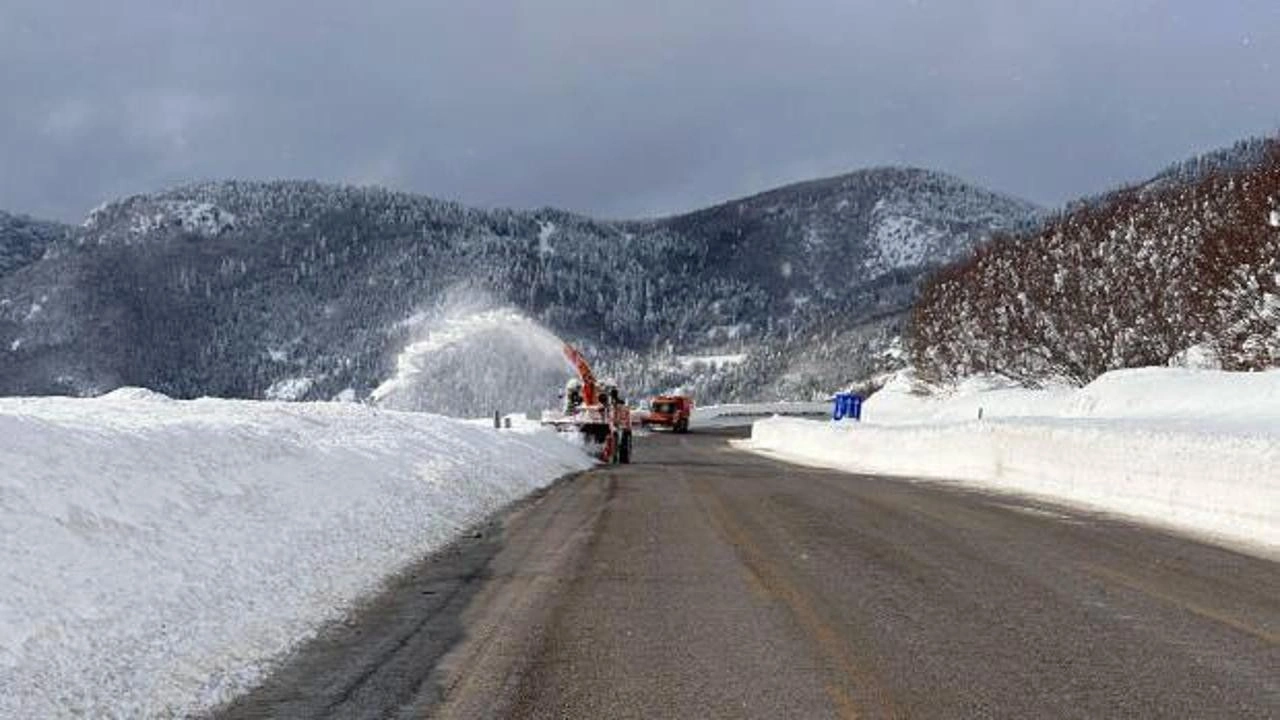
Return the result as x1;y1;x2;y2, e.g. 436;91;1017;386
1;166;1041;408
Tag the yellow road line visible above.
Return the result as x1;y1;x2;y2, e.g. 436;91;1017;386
694;479;902;720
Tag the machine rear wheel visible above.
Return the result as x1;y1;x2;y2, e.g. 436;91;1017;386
619;430;633;464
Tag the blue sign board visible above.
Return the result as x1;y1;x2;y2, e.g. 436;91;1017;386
832;392;863;422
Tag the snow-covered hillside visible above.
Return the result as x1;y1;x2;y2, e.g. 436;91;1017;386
0;393;591;718
860;175;1034;277
0;211;69;277
911;138;1280;383
84;198;239;241
741;368;1280;555
0;168;1039;406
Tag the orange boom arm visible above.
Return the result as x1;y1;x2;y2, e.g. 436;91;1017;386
562;343;599;406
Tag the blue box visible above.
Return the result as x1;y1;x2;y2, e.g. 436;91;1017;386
832;393;862;421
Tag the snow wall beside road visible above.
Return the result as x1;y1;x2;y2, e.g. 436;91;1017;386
0;393;592;718
742;368;1280;555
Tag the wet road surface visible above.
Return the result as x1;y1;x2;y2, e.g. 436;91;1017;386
213;427;1279;719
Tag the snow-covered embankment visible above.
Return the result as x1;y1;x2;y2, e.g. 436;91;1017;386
692;401;830;427
0;391;591;718
740;368;1280;554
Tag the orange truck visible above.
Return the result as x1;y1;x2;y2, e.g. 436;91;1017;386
644;395;693;433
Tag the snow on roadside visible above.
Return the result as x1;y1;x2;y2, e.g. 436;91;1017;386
694;401;830;422
0;393;591;718
740;368;1280;555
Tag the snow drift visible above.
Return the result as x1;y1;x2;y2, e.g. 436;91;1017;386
0;393;591;718
741;368;1280;554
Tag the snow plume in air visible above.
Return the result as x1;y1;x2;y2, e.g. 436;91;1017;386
371;296;570;417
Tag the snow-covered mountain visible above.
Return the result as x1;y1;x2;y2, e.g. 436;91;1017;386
0;211;72;277
0;170;1041;406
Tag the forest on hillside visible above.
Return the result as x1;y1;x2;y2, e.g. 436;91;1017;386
910;139;1280;385
1;169;1035;405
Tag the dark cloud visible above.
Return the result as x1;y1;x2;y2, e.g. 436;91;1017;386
2;0;1278;222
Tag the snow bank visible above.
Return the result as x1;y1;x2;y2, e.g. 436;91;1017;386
0;395;591;718
694;401;830;423
865;367;1280;432
741;368;1280;554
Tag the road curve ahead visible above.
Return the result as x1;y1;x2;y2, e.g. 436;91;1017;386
215;428;1279;720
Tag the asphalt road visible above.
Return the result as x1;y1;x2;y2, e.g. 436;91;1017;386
213;428;1279;719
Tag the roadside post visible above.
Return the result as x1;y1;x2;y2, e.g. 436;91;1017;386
832;392;863;422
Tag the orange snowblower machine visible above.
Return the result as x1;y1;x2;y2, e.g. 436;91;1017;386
541;343;634;464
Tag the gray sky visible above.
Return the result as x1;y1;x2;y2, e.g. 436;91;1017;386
2;0;1277;222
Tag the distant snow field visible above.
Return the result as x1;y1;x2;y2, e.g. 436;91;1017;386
0;394;591;718
674;353;746;371
740;368;1280;555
